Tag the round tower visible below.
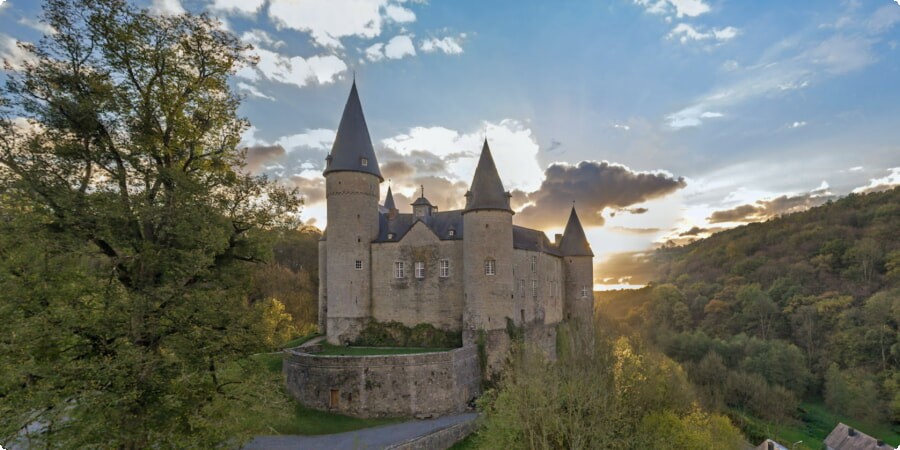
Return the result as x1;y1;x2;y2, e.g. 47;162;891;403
559;206;595;335
322;81;383;344
462;140;515;374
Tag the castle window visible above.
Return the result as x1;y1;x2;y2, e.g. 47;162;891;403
439;259;450;278
581;285;589;298
531;255;537;273
360;157;368;167
484;258;496;276
387;233;395;240
394;261;405;278
448;229;456;237
415;261;425;279
355;260;363;270
532;279;537;298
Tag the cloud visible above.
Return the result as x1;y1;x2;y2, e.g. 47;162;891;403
245;144;286;173
267;0;415;48
241;30;285;49
516;161;687;229
275;128;336;153
594;251;656;286
0;34;35;71
210;0;266;16
806;34;877;74
289;175;327;204
384;35;416;59
667;23;739;44
240;47;347;88
420;36;465;54
707;189;836;223
149;0;185;16
18;17;55;35
613;123;631;131
678;226;709;236
634;0;711;18
852;167;900;194
237;82;275;100
365;35;416;61
384;4;416;23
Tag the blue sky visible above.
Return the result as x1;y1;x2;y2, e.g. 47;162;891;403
3;0;900;287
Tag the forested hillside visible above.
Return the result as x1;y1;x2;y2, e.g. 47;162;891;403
598;187;900;445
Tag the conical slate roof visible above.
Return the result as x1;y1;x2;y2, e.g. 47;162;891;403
384;186;397;210
464;140;512;213
323;81;383;181
559;206;594;256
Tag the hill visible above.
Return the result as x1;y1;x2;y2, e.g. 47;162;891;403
597;187;900;446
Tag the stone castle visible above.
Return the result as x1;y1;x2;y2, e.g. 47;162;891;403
316;82;595;373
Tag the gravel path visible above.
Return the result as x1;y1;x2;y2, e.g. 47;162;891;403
244;412;477;450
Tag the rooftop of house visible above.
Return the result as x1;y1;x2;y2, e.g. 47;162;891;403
824;423;893;450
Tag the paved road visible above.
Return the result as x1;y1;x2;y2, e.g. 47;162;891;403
244;412;477;450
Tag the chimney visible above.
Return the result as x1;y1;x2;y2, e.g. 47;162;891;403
848;427;856;436
554;233;563;245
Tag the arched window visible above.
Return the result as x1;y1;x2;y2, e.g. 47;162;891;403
484;258;496;276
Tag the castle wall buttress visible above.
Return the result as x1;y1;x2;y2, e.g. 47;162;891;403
462;210;514;375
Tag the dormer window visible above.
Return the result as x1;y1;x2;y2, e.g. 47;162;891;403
448;229;456;237
360;157;368;167
387;233;395;240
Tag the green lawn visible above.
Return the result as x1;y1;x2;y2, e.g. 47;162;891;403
448;433;479;449
316;343;453;356
733;402;900;450
282;333;322;349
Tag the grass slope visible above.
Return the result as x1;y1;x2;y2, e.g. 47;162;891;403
735;402;900;449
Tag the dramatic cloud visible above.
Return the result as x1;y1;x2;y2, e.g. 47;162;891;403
707;189;835;224
634;0;711;18
244;144;286;173
382;119;544;193
516;161;687;230
267;0;414;48
667;24;739;44
420;35;465;55
240;47;347;89
149;0;185;16
852;167;900;194
210;0;266;16
289;175;327;204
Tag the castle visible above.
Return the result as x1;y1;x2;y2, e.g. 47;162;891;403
316;82;595;373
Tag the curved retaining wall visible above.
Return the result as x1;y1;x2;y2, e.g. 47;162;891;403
284;345;481;418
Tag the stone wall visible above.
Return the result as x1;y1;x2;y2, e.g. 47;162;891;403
284;345;481;418
511;249;564;327
371;223;465;331
384;415;479;450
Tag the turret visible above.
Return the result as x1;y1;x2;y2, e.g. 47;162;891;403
462;140;515;375
384;186;399;219
559;206;595;333
321;81;382;344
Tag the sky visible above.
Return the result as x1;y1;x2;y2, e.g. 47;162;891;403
2;0;900;289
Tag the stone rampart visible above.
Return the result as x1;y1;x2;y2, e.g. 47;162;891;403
284;345;481;418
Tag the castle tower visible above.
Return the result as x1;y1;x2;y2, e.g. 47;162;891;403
559;206;595;333
462;140;515;373
321;81;383;344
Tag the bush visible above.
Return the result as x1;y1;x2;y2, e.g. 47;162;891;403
352;321;462;348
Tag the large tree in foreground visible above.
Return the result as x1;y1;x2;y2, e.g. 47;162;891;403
0;0;300;447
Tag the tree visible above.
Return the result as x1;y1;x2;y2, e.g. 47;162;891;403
0;0;300;447
738;284;779;340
